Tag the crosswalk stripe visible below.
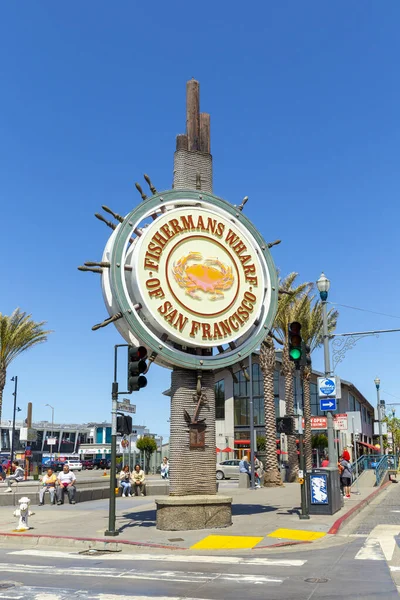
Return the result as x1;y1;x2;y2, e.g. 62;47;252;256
355;525;400;561
9;549;306;566
0;563;284;585
355;538;386;561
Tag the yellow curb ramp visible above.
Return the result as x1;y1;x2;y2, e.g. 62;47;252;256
191;534;264;550
267;528;327;542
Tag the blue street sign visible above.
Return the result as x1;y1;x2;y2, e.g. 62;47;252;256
320;397;337;411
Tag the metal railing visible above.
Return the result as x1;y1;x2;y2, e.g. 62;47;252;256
352;454;383;483
375;454;397;486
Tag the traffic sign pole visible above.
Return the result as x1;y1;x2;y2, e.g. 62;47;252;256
321;298;336;466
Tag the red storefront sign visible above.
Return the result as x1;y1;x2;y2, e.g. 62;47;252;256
302;416;328;430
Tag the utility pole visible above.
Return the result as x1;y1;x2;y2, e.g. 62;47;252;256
105;345;119;537
45;404;55;460
249;353;255;490
316;273;335;466
374;377;384;452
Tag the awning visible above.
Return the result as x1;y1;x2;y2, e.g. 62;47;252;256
216;448;221;452
221;447;233;452
357;441;378;452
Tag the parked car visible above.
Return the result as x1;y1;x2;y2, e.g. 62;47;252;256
41;461;64;473
65;459;82;471
216;459;241;480
81;460;94;470
93;458;111;470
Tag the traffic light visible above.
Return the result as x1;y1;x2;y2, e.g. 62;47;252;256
127;345;148;392
276;417;294;435
117;415;133;435
288;322;302;365
300;341;312;368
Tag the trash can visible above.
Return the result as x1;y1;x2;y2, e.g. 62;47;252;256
306;466;342;515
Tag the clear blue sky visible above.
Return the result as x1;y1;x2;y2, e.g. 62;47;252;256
1;2;400;437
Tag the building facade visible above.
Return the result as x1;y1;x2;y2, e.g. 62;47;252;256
0;421;164;473
212;352;376;460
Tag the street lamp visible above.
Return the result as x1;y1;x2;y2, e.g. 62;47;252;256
316;272;335;466
374;378;384;453
10;377;21;465
45;404;55;461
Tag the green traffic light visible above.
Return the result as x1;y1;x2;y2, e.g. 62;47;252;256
289;348;302;360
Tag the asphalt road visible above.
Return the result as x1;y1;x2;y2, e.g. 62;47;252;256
0;534;397;600
0;481;398;599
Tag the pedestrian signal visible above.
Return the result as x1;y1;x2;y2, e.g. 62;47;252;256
276;417;294;435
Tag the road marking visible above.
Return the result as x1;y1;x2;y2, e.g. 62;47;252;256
355;525;400;561
0;563;284;585
267;528;326;542
190;534;264;550
0;589;216;600
9;549;307;566
355;538;386;560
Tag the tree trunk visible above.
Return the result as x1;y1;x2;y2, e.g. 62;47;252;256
259;337;282;487
169;368;216;495
0;367;5;425
281;346;298;482
302;366;312;471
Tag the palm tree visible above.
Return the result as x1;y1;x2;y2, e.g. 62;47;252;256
296;295;338;470
259;334;282;486
0;309;51;422
273;274;312;482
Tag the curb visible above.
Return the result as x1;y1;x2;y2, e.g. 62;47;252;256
0;531;186;551
0;483;391;554
328;480;392;535
255;540;312;550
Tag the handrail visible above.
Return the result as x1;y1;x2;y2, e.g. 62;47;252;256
352;454;383;482
375;454;397;486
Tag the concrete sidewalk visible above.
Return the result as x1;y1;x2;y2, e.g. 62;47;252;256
0;480;392;553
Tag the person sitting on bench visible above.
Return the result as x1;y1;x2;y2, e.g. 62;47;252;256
56;464;76;505
4;461;24;493
132;463;146;496
39;468;57;505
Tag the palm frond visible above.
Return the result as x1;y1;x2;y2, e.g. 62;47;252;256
0;309;52;369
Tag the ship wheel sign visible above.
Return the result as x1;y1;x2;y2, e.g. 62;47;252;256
79;182;278;371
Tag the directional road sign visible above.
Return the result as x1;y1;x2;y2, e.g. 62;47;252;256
320;398;337;411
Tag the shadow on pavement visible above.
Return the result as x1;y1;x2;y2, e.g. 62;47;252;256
232;504;278;516
117;509;156;530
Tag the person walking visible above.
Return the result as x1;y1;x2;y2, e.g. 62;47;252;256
321;456;330;467
4;461;24;492
340;450;352;499
119;465;132;497
239;455;251;483
160;457;169;480
254;455;264;488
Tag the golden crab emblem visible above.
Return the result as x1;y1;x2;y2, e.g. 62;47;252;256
172;252;234;300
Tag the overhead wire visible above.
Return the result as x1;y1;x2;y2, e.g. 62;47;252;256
328;302;400;321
